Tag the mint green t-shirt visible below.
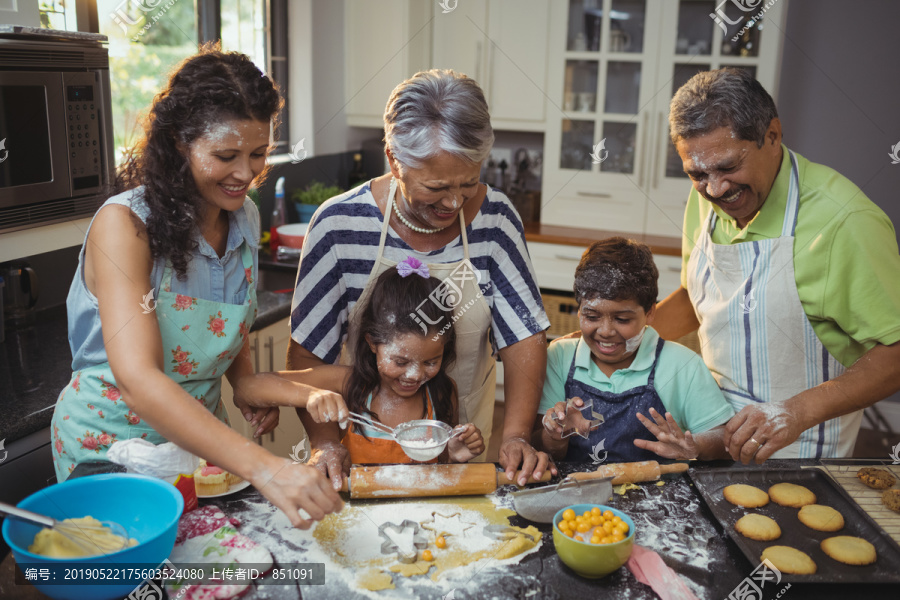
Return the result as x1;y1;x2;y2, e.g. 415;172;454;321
540;327;734;434
680;145;900;367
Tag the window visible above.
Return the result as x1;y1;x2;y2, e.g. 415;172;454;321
39;0;77;30
220;0;267;74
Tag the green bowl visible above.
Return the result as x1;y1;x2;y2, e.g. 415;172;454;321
552;503;635;579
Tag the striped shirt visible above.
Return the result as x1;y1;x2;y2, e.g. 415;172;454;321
290;182;549;363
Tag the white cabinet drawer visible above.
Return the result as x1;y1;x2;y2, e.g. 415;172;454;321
654;253;683;300
527;242;586;291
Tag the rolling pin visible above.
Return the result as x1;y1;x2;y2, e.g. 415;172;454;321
338;463;552;499
567;461;689;485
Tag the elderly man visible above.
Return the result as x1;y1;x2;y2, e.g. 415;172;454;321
655;68;900;463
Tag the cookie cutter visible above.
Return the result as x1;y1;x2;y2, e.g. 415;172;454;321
421;511;476;539
548;397;604;439
377;520;427;564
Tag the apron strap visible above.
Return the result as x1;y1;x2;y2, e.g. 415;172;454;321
782;150;802;238
645;337;666;387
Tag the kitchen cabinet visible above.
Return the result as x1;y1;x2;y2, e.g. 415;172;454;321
541;0;787;237
344;0;433;128
221;317;310;463
431;0;551;130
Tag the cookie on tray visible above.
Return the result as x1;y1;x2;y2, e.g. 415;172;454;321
798;504;844;532
735;514;781;541
760;546;816;575
881;489;900;514
856;467;896;490
820;536;877;566
768;482;816;508
724;484;769;508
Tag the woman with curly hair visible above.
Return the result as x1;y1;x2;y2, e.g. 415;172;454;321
50;44;343;528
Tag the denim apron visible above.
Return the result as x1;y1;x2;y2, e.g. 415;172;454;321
51;244;256;481
564;337;668;463
686;150;858;458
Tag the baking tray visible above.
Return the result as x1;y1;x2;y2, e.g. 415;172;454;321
689;468;900;583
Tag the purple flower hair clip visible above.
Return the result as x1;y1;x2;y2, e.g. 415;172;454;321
397;256;429;279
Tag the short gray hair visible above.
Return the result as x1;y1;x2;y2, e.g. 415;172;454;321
669;68;778;147
383;69;494;169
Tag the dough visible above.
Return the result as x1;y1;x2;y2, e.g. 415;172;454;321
724;484;769;508
735;514;781;541
797;505;844;532
28;516;137;558
882;489;900;514
768;482;816;508
820;536;877;566
856;467;896;490
760;546;817;575
356;570;395;591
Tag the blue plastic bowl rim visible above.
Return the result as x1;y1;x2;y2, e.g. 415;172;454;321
2;473;184;562
553;503;636;547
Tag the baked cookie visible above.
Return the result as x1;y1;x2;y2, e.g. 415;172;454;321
856;467;896;490
882;489;900;514
820;536;877;566
735;514;781;541
724;484;770;508
768;482;816;508
760;546;816;575
798;504;844;532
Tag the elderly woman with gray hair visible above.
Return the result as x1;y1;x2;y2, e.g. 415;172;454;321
286;69;555;487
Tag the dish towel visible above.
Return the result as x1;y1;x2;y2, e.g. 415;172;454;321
627;544;699;600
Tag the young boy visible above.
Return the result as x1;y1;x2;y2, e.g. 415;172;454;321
535;237;733;462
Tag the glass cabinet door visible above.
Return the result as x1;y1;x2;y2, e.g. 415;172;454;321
558;0;655;183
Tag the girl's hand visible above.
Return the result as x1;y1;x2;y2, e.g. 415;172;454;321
447;423;484;462
232;394;280;438
305;389;349;427
250;456;343;529
633;407;699;459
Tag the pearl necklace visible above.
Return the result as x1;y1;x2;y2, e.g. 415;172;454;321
391;179;448;235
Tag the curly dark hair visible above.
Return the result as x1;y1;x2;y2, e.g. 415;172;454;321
345;267;458;438
115;42;283;279
574;237;659;312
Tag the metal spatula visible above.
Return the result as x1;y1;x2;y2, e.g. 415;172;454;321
0;501;131;556
510;476;615;523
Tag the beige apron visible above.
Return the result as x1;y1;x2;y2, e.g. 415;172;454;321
342;178;496;457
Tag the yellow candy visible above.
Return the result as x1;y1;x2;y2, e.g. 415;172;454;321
576;522;590;533
590;536;601;544
603;510;614;520
563;509;576;521
582;511;592;519
612;532;626;542
436;536;447;549
615;523;629;534
564;529;575;538
558;520;570;532
591;507;601;516
422;550;434;561
574;535;583;542
602;521;615;533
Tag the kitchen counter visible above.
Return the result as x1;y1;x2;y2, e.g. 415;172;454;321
523;222;682;256
5;459;896;600
0;291;293;447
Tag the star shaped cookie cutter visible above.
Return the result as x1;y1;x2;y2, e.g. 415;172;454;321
421;511;476;539
377;520;427;564
483;524;535;543
549;397;604;439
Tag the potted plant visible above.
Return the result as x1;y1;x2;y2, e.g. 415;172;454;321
291;181;343;223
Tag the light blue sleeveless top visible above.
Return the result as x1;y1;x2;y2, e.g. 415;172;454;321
67;186;260;371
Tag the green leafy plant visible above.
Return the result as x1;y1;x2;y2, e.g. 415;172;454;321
291;181;344;206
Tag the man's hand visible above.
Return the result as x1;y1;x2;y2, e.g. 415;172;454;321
723;404;805;464
499;436;556;485
307;440;351;491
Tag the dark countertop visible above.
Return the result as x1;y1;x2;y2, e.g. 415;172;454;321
9;459;897;600
0;290;293;446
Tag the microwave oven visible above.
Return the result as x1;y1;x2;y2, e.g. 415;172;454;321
0;28;114;233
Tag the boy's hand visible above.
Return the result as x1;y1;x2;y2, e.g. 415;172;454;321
305;389;349;427
541;397;594;440
633;407;699;459
447;423;484;463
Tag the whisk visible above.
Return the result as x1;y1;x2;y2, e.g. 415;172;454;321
0;501;131;556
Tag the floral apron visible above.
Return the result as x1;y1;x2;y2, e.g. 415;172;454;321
51;244;256;481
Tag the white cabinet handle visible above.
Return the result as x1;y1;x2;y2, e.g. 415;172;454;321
475;40;482;83
265;335;274;372
653;112;664;189
576;190;612;198
251;336;259;373
638;112;649;189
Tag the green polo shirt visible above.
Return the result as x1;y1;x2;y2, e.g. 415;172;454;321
680;145;900;367
539;327;734;434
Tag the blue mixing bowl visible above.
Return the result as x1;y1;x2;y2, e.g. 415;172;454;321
2;473;184;600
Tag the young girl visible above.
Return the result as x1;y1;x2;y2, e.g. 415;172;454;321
50;44;342;529
341;257;485;463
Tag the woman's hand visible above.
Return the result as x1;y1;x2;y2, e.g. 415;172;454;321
305;389;350;427
633;407;698;459
447;423;485;463
250;456;343;529
307;440;351;491
232;393;280;438
499;436;556;485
